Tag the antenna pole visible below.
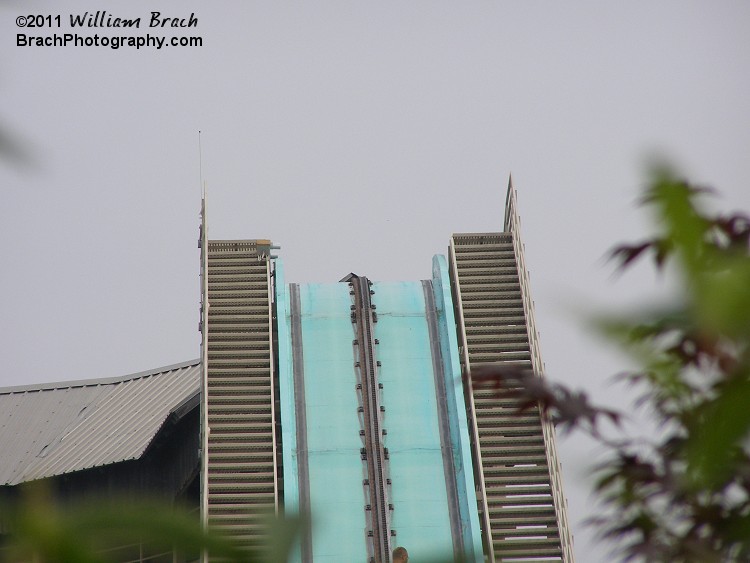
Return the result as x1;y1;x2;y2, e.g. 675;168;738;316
199;130;210;560
199;130;205;197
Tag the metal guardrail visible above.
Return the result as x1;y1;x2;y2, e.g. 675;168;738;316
504;183;575;563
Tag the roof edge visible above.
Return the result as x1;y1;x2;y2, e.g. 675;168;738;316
0;359;201;395
141;391;201;457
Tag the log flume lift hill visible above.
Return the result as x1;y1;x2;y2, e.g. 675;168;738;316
0;180;574;563
199;180;574;562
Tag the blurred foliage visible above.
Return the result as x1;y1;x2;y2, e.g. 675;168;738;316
0;485;466;562
0;121;34;169
0;484;299;563
475;165;750;561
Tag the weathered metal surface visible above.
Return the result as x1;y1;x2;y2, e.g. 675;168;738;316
0;360;200;486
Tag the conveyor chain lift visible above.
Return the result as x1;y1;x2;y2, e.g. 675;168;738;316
349;275;392;563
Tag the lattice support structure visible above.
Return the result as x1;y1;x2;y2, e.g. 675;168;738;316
201;239;279;556
448;183;574;562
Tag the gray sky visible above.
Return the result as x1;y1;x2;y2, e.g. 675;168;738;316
2;2;749;560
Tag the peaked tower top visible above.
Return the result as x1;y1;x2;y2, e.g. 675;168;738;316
503;173;518;232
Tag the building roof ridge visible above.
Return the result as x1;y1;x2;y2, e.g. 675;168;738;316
0;359;200;395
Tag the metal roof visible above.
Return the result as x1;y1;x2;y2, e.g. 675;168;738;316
0;360;200;486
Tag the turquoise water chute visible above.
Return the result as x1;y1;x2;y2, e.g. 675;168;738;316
277;261;483;562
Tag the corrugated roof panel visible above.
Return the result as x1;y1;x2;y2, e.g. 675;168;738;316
0;360;200;486
0;384;112;485
39;367;200;478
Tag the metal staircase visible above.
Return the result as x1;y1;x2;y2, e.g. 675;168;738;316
201;239;278;553
449;230;572;562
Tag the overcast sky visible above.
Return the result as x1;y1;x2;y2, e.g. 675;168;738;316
2;2;749;560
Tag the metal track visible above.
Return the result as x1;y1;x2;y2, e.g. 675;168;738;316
203;240;278;553
450;233;567;561
349;275;392;563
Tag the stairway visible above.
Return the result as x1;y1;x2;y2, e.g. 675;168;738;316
450;233;564;561
204;240;278;551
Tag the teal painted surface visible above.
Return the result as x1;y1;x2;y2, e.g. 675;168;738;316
433;255;484;562
276;261;298;513
274;261;302;562
298;283;368;561
373;281;455;561
285;272;481;561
